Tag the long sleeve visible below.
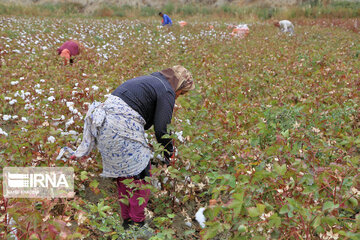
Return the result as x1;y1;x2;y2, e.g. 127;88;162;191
153;92;175;159
163;15;172;26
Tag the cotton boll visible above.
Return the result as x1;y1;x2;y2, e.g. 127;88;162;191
92;86;99;91
47;136;56;143
175;131;184;142
65;117;74;129
69;107;79;114
24;104;34;110
21;117;28;122
0;128;8;136
66;102;74;108
162;177;169;184
184;221;192;227
195;207;206;228
47;96;55;101
9;99;17;105
10;81;19;85
151;178;161;190
68;130;78;135
35;89;43;94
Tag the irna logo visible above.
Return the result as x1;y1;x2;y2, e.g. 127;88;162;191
7;172;69;188
3;167;74;198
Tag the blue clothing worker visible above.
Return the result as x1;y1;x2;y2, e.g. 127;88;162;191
159;12;172;26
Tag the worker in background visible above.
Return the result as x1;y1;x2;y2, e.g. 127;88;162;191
274;20;295;36
57;40;84;65
159;12;172;27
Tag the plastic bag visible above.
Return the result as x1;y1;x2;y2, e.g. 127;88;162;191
231;24;250;39
178;21;187;27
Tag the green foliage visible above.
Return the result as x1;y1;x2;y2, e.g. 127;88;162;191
176;4;199;16
0;2;359;18
163;2;175;15
255;6;278;20
140;6;158;17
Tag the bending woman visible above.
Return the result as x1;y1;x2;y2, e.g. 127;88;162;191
70;65;195;229
57;40;83;65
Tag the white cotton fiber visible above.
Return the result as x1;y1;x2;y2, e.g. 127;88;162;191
185;221;192;227
175;131;184;142
47;136;56;143
195;207;206;228
0;128;8;136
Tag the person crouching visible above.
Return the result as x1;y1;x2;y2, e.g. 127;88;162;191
57;40;83;65
274;20;295;36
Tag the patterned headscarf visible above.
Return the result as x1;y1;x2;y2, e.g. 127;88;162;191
160;65;195;92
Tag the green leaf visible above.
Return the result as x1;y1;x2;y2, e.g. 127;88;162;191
89;180;99;189
312;216;321;229
138;197;145;206
204;222;221;240
80;171;88;181
279;204;289;214
167;213;175;218
322;201;339;212
101;206;111;212
238;224;246;233
121;179;133;185
99;211;107;218
300;174;314;185
98;200;104;208
281;129;289;138
248;207;260;217
228;191;244;216
256;204;266;215
227;199;243;216
268;213;281;227
99;226;111;232
274;163;287;176
321;216;338;226
348;197;358;207
233;192;244;201
119;198;129;206
191;175;201;183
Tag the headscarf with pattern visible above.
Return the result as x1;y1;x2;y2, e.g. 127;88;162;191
160;65;195;93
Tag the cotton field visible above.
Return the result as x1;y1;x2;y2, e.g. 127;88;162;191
1;15;360;239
